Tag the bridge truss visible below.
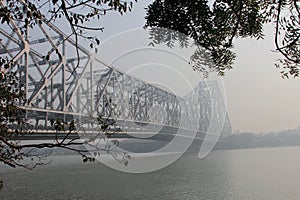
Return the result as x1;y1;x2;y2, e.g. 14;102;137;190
0;10;231;140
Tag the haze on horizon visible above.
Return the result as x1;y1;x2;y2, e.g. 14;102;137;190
92;0;300;133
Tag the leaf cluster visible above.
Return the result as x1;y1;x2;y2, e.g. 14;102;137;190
145;0;300;78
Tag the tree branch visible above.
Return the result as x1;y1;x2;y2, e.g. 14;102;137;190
274;0;300;63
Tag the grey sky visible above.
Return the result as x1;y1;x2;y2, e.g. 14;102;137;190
94;1;300;133
223;24;300;133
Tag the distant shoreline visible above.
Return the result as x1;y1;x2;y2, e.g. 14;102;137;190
215;128;300;150
214;144;300;151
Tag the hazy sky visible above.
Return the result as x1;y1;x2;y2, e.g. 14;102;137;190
94;0;300;133
223;24;300;133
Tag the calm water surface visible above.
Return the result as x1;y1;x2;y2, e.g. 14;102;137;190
1;147;300;200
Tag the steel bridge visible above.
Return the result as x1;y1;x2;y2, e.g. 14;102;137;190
0;13;231;141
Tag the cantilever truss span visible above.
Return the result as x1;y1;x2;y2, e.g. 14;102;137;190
0;12;232;139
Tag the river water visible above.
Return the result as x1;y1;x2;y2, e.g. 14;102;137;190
1;147;300;200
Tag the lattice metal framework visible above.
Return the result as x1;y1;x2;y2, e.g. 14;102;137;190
0;12;231;137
